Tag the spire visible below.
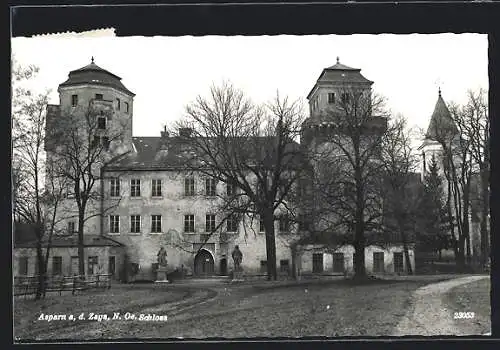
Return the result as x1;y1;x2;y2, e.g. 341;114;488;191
336;56;340;64
425;91;458;141
91;56;94;64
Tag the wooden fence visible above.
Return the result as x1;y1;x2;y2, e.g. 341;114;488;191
14;274;112;298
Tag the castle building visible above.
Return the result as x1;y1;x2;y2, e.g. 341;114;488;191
14;58;420;280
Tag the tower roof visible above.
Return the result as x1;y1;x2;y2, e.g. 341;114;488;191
424;90;458;141
307;57;373;99
59;57;135;96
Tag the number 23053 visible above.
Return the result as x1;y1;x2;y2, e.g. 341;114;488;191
454;312;475;319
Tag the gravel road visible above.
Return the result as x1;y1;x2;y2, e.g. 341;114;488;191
392;275;489;336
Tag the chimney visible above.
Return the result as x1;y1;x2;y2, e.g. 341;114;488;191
179;127;193;138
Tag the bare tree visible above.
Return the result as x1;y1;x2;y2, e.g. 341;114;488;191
12;61;67;299
48;100;127;278
380;115;420;274
305;87;389;279
456;89;489;268
175;82;307;280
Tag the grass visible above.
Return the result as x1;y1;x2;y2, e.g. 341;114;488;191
60;279;433;339
443;277;491;335
14;283;192;341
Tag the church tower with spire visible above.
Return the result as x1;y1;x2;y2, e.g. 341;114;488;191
418;89;459;182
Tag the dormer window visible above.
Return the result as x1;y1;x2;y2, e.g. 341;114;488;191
95;94;103;100
98;117;106;129
71;94;78;106
328;93;335;104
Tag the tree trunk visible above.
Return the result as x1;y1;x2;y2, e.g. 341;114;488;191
35;239;46;300
290;244;298;280
479;167;489;268
353;218;366;279
402;239;413;275
78;211;85;278
264;213;277;281
438;249;442;261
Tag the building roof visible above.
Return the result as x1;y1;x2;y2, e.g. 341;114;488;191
307;58;373;99
15;232;124;249
105;135;306;171
424;90;458;141
59;58;135;96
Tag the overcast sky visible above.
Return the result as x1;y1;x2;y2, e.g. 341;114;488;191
12;33;487;142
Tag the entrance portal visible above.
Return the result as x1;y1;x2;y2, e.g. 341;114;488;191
194;249;215;276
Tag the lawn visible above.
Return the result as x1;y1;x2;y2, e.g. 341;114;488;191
49;278;439;339
14;283;196;341
443;277;491;335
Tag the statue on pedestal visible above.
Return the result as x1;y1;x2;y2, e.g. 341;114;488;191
157;246;168;267
231;245;244;282
155;247;169;283
231;245;243;271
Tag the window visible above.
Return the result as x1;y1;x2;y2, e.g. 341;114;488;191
130;215;141;233
184;214;195;233
110;178;120;197
68;221;76;234
341;92;350;104
298;216;310;231
260;260;267;273
95;93;103;100
394;252;404;273
131;179;141;197
152;179;162;197
332;253;345;273
87;256;99;275
116;98;121;110
71;94;78;106
151;215;162;233
328;92;335;104
259;217;265;233
98;117;106;129
226;182;237;197
205;178;217;196
52;256;62;276
109;215;120;234
206;214;216;232
280;259;290;273
227;214;238;232
108;256;116;276
313;253;324;273
102;136;110;150
124;101;129;113
279;215;290;233
373;252;385;273
184;177;195;196
19;257;28;275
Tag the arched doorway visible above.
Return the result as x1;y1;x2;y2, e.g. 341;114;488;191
194;249;215;276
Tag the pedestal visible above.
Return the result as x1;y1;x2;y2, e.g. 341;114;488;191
231;270;244;283
155;267;170;283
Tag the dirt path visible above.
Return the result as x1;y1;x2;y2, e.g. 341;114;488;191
392;275;489;336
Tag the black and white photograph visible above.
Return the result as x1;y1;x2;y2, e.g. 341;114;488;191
11;26;491;341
